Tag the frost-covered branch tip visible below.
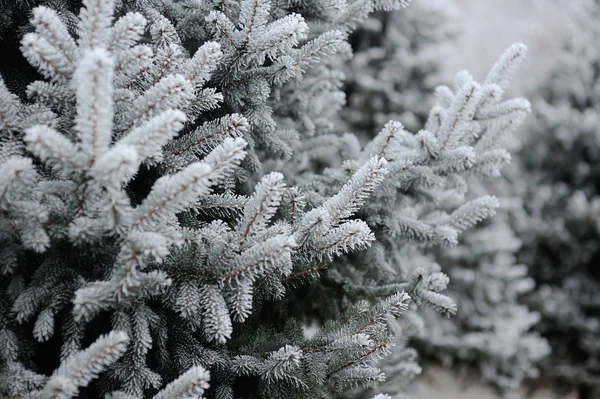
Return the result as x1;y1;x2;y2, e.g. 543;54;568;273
34;331;128;399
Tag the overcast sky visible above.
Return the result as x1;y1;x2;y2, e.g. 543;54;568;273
433;0;574;96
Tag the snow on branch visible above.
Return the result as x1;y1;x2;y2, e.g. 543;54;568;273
31;6;78;68
118;74;194;134
21;33;74;82
0;78;23;133
313;220;375;260
108;12;147;52
236;172;286;247
442;195;499;233
77;0;115;50
185;42;223;88
199;285;233;343
132;138;247;232
323;157;388;224
118;109;187;163
73;48;115;167
153;365;210;399
33;331;128;399
166;115;249;169
24;125;84;173
484;43;527;92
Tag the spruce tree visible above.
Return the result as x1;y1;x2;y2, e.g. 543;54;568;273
337;8;550;392
415;180;550;392
0;0;535;397
340;41;550;396
343;0;459;134
510;2;600;397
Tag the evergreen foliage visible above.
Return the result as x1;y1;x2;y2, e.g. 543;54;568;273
0;0;83;97
0;0;542;398
416;184;550;391
343;0;459;134
510;2;600;396
339;38;548;394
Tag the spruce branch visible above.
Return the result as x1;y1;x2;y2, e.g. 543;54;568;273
194;193;249;219
323;157;388;224
35;331;129;399
0;157;38;205
166;114;248;168
229;280;253;322
153;365;210;399
77;0;115;50
24;125;83;172
219;234;296;282
313;220;375;260
200;284;233;343
247;14;308;62
484;43;527;92
239;0;271;46
185;41;223;88
132;138;247;232
118;108;187;162
31;6;78;68
118;74;194;134
175;281;202;319
438;82;482;152
108;12;147;52
353;292;411;335
114;44;153;85
260;345;304;385
21;33;74;81
236;172;286;247
0;78;22;133
73;48;115;167
363;121;405;161
442;195;499;232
